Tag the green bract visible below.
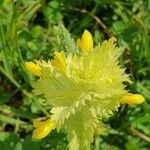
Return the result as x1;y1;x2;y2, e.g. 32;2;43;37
32;38;130;150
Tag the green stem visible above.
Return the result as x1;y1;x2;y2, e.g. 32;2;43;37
0;105;36;119
0;66;49;116
11;0;24;64
0;25;12;76
18;2;41;25
0;114;33;130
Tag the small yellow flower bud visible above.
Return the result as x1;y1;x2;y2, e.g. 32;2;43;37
82;30;93;53
77;30;93;54
25;62;42;76
32;119;55;140
51;51;66;72
120;94;145;105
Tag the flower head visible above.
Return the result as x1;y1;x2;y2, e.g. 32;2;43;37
120;93;145;105
76;30;93;54
32;118;55;140
25;62;42;76
33;38;130;128
29;28;145;150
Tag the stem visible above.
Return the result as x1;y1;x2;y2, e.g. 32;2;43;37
0;114;33;130
129;127;150;143
0;25;12;76
11;0;24;64
0;105;36;119
0;66;49;116
66;6;115;38
19;2;41;24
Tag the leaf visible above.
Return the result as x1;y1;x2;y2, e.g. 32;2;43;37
22;135;40;150
89;96;120;118
64;105;97;150
0;86;11;104
33;62;83;106
49;1;59;9
125;138;142;150
0;132;21;150
131;115;150;135
59;24;80;54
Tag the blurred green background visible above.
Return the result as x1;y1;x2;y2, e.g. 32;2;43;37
0;0;150;149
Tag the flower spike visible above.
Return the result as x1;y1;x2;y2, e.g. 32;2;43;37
32;118;55;140
77;30;93;54
25;62;42;76
28;27;146;150
120;94;145;105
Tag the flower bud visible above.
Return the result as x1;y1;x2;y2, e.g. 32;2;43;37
77;30;93;54
51;51;66;72
120;94;145;105
32;119;55;140
25;62;42;76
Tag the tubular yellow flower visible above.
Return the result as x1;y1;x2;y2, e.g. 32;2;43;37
51;51;66;72
25;62;42;76
32;118;55;140
76;30;93;54
120;94;145;105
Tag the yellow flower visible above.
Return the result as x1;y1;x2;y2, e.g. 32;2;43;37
76;30;93;54
25;62;42;76
51;51;66;72
120;94;145;105
32;118;55;140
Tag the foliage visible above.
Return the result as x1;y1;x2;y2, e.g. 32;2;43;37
0;0;150;150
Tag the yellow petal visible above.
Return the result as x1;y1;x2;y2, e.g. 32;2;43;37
120;94;145;105
32;119;55;140
51;51;66;72
81;30;93;53
32;124;53;140
33;118;55;128
25;62;42;76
